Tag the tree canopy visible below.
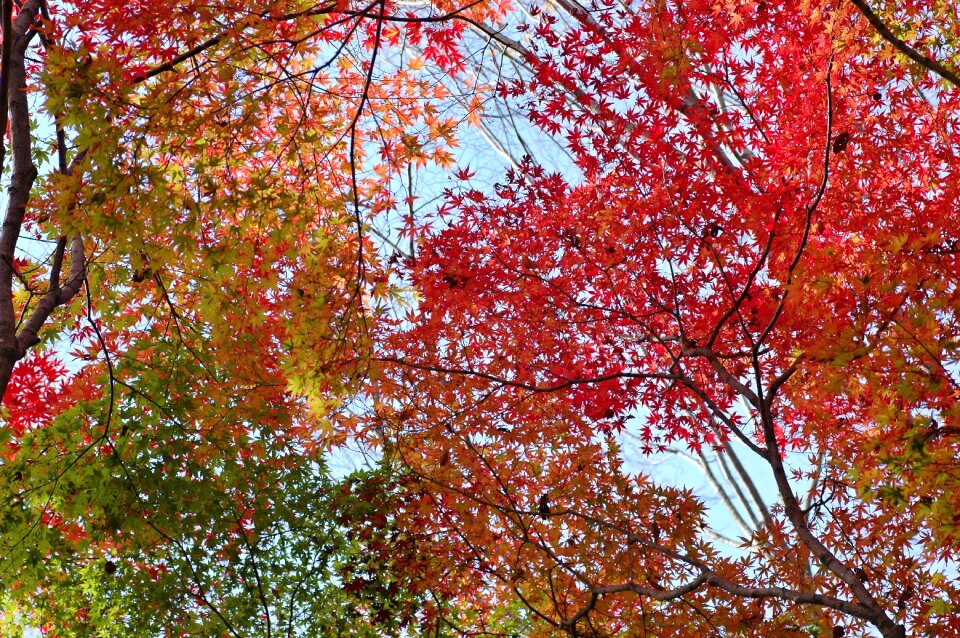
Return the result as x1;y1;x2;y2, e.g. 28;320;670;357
2;1;960;637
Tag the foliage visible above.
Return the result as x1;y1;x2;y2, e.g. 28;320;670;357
3;0;960;637
0;0;502;634
370;1;960;637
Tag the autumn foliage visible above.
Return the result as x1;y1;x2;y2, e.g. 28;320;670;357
1;0;960;637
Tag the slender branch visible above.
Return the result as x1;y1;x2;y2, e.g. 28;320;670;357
720;439;772;524
15;152;86;357
851;0;960;87
378;356;675;393
134;0;484;84
667;447;755;535
563;573;710;630
132;33;225;83
710;446;763;530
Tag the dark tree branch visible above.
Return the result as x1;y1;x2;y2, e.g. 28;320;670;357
0;0;43;400
15;155;86;359
378;356;676;393
851;0;960;87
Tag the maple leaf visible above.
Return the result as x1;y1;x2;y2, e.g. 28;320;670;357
5;0;960;636
369;1;960;636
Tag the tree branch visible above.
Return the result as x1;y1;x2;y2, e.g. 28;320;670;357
851;0;960;87
0;0;43;400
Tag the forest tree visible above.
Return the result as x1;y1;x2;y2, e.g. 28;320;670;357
2;1;960;637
